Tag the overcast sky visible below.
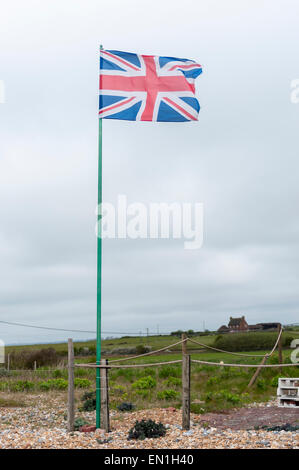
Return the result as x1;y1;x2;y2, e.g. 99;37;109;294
0;0;298;344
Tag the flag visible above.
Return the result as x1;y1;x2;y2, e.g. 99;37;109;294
99;49;202;122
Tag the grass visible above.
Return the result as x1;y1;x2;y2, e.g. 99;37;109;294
0;397;26;408
4;333;217;355
2;331;299;415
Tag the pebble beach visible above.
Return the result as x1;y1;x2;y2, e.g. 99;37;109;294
0;394;298;449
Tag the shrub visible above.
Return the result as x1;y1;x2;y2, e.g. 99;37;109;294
128;419;166;440
38;381;51;391
163;377;182;387
111;384;126;394
256;378;267;391
270;375;280;387
205;390;241;404
74;378;91;388
0;381;9;391
44;379;68;390
190;403;205;414
213;332;294;352
74;417;89;431
157;389;179;400
132;376;156;390
10;380;35;392
74;346;96;356
0;369;10;377
117;402;135;412
135;345;151;355
8;348;58;369
80;391;96;411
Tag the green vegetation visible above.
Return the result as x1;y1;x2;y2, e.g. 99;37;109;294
157;389;179;400
7;348;59;369
1;330;298;414
132;376;157;390
0;397;26;407
74;417;89;431
214;331;294;352
79;391;96;411
128;419;167;440
117;402;135;412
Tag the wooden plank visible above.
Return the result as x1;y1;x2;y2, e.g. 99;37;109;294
182;354;191;430
100;359;110;432
67;338;75;432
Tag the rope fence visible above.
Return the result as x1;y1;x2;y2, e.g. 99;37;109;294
75;359;182;369
66;329;298;433
190;359;298;368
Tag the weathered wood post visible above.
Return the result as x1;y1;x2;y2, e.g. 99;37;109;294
277;323;283;373
182;354;191;430
181;332;187;355
67;338;75;432
247;354;268;388
34;361;37;371
7;353;10;372
100;358;110;432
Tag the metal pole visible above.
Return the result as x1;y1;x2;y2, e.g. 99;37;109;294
96;45;103;429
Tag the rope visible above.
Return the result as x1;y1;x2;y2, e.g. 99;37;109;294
191;359;298;368
75;359;182;369
188;327;283;358
188;338;267;357
108;338;187;363
268;327;283;356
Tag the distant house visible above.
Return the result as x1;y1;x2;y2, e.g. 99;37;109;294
218;317;279;334
217;325;230;333
248;324;263;331
228;316;248;332
257;322;280;331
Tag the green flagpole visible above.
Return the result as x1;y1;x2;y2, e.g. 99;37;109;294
96;45;103;429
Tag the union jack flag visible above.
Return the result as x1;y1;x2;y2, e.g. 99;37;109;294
99;49;202;122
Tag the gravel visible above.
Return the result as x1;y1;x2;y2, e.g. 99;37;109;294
0;394;298;449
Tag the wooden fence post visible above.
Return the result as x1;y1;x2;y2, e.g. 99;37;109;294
34;361;37;371
277;323;283;373
182;354;191;430
247;354;268;388
7;353;10;372
182;333;187;355
67;338;75;432
100;358;110;432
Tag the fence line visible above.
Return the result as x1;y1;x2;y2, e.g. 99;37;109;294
108;338;187;363
188;337;266;357
75;359;182;369
191;359;298;368
188;328;283;358
67;333;298;434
